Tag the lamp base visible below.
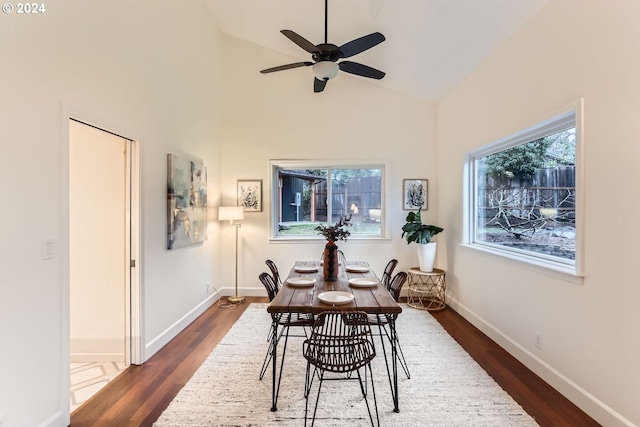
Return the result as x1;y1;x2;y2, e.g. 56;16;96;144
227;295;246;304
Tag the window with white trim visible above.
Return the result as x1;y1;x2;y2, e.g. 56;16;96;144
271;161;385;239
465;104;583;276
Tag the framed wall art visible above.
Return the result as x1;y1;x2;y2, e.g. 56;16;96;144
167;154;208;249
403;179;428;210
237;179;262;212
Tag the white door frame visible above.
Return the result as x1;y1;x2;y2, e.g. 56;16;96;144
125;137;143;365
61;106;143;421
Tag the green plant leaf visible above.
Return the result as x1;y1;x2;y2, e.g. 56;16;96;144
401;208;443;244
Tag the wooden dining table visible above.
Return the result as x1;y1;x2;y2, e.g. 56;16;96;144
267;260;403;413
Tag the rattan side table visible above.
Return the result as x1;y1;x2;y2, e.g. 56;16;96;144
407;267;446;311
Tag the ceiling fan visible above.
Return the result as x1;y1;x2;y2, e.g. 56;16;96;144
259;0;386;93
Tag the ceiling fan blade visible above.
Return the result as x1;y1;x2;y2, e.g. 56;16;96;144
281;30;321;54
314;78;328;93
338;32;385;58
338;61;385;79
260;62;313;74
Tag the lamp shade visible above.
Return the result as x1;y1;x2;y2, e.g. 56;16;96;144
218;206;244;222
312;61;339;81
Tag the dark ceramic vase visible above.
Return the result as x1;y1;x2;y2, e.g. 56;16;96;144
323;241;339;281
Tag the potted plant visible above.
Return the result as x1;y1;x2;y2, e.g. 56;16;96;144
401;208;443;272
316;215;351;280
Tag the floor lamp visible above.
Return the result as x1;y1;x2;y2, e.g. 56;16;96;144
218;206;245;304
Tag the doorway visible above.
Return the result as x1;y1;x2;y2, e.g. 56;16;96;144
68;118;141;410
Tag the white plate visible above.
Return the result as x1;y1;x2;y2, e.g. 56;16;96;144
346;265;369;273
318;291;355;305
348;278;379;288
294;266;319;273
287;277;316;287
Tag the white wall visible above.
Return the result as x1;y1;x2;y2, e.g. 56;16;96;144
437;1;640;426
0;1;224;426
219;35;439;295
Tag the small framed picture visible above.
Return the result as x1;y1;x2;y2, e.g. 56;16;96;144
237;179;262;212
403;179;428;210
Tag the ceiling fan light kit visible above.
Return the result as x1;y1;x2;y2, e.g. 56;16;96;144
259;0;386;93
312;61;339;81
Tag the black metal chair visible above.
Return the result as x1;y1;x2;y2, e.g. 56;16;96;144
303;311;379;427
261;262;279;341
368;271;411;380
380;259;398;290
258;272;314;383
263;259;282;344
265;259;282;288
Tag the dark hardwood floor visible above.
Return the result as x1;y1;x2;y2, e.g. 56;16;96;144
70;297;600;427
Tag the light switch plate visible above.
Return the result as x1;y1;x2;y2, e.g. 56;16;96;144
41;239;54;260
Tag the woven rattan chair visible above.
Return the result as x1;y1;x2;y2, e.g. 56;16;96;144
303;311;379;427
368;271;411;380
258;272;314;382
380;259;398;290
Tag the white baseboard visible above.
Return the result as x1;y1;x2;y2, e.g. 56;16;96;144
37;411;66;427
243;286;267;298
144;292;219;360
446;296;635;427
70;337;125;362
145;286;271;361
70;353;125;362
215;286;267;299
145;285;271;361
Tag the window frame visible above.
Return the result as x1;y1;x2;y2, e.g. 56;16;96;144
269;159;389;242
463;99;585;282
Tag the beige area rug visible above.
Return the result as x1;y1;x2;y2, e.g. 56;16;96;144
154;303;539;427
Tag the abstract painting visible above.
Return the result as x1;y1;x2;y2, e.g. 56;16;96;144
403;179;428;210
167;154;208;249
237;179;262;212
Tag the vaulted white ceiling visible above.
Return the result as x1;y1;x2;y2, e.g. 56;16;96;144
204;0;549;103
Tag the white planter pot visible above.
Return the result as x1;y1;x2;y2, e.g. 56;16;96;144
417;242;437;272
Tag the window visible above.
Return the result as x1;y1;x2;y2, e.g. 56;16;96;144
271;161;386;239
465;102;583;277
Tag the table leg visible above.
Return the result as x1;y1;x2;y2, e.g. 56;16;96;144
270;318;278;411
376;320;394;396
388;315;400;413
